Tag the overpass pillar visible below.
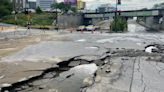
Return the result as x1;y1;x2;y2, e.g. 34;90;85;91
162;15;164;30
145;17;153;26
145;16;160;30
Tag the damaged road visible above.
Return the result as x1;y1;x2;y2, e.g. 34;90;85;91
1;21;164;92
1;46;164;92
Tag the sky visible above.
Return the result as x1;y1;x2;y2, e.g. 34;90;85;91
29;0;164;10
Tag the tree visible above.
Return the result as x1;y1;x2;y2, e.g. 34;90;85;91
0;0;12;18
36;7;43;14
153;2;164;9
70;7;77;13
141;8;148;10
51;3;58;9
110;16;127;32
51;2;76;13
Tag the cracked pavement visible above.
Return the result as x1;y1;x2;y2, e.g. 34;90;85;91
0;20;164;92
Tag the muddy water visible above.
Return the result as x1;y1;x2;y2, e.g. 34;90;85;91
1;20;164;92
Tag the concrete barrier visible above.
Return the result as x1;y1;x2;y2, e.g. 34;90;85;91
58;14;83;28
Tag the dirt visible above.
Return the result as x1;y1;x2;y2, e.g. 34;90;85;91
0;31;61;90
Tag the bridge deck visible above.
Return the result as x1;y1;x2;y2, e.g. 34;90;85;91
84;9;163;18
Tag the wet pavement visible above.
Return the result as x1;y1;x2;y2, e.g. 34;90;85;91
0;20;164;92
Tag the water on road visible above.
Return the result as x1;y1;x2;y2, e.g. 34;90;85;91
1;20;164;92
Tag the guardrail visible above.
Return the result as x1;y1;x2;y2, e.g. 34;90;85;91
84;10;160;18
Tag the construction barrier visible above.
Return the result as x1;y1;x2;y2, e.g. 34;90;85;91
0;26;17;31
67;28;75;33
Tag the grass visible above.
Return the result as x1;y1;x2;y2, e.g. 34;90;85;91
1;13;55;28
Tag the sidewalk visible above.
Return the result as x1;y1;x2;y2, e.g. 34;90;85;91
0;23;17;31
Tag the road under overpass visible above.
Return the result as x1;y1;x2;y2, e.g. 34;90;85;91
83;9;164;30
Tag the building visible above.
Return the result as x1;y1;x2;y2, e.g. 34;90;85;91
77;0;86;10
28;1;37;9
98;4;116;13
11;0;27;12
64;0;77;6
36;0;56;11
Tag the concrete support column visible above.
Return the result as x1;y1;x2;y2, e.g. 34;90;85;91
58;14;83;28
162;16;164;30
145;17;160;30
145;17;153;26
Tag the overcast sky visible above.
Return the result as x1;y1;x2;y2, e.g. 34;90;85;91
30;0;164;10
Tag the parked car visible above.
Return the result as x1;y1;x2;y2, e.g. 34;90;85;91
76;26;86;31
86;25;96;31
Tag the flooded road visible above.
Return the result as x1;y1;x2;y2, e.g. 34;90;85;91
1;20;164;92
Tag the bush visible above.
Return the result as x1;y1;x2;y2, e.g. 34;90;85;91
110;16;127;32
1;13;54;27
51;2;77;13
36;7;43;14
32;13;54;25
0;0;12;18
1;14;28;26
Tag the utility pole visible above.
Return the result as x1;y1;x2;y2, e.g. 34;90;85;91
114;0;121;32
56;7;58;31
114;0;118;32
118;0;121;5
118;0;121;15
12;0;17;26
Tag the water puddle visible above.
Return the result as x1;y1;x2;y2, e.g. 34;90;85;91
96;39;114;43
85;46;99;50
96;37;142;44
76;39;86;42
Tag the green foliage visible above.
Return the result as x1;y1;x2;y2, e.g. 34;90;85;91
153;2;164;9
32;13;54;25
110;16;127;32
0;0;12;18
1;13;54;26
70;7;77;13
36;7;43;14
51;2;77;13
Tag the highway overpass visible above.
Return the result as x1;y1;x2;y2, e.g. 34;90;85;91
82;9;164;30
84;9;164;18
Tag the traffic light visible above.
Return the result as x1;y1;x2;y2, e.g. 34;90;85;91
118;0;121;5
